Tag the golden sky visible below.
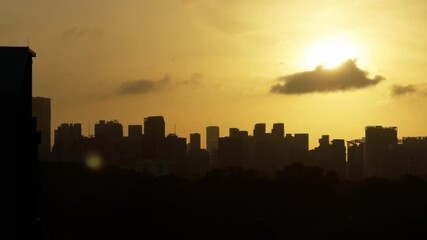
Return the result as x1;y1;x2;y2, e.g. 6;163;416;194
2;0;427;148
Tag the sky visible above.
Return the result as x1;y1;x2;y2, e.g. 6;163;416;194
2;0;427;148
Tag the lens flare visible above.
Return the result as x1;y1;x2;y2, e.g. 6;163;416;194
85;152;102;170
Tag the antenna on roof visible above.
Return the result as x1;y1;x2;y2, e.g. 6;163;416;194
26;38;30;47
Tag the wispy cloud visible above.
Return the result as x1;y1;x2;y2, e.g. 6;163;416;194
391;84;417;97
181;72;203;86
271;59;385;95
118;77;170;95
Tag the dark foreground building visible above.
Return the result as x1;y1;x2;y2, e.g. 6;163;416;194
1;47;40;239
32;96;51;161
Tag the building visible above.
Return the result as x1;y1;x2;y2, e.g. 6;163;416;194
128;125;143;140
95;120;123;140
52;123;83;162
399;137;427;176
218;128;255;169
364;126;398;178
144;116;165;141
272;123;285;139
189;133;201;152
1;47;40;239
206;126;220;153
347;139;364;181
32;97;51;161
309;135;346;178
253;123;266;140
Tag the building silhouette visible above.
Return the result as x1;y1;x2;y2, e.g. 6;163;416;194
399;137;427;176
309;135;346;178
364;126;398;178
52;123;83;162
347;139;364;181
206;126;220;168
253;123;266;140
206;126;220;153
128;125;143;140
32;96;51;161
144;116;165;141
189;133;201;152
272;123;285;139
95;120;123;140
1;47;40;239
218;128;255;169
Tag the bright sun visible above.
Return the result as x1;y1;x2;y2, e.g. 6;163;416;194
306;38;359;69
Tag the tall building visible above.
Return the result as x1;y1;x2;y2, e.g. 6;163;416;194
52;123;83;162
253;123;266;140
206;126;220;153
229;128;240;138
95;120;123;140
218;128;255;169
364;126;398;178
294;133;309;152
1;47;40;239
272;123;285;139
189;133;201;151
347;139;364;181
32;97;51;161
128;125;143;140
144;116;165;141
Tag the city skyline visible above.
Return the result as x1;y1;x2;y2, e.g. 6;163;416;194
48;114;426;150
3;1;427;148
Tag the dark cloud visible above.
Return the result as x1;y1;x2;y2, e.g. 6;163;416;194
62;27;105;39
391;84;417;97
270;59;385;95
118;77;170;95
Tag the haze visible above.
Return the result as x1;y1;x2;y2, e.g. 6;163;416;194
2;0;427;148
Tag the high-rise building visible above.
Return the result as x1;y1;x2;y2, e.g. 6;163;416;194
272;123;285;139
1;47;39;239
32;97;51;161
364;126;398;178
189;133;201;151
144;116;165;141
95;120;123;140
218;130;255;169
294;133;309;152
128;125;143;140
347;139;364;181
52;123;83;162
206;126;220;153
229;128;240;138
253;123;266;140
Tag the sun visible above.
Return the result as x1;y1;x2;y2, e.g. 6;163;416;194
306;38;359;69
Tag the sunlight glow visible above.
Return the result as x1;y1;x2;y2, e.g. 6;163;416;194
85;152;103;170
306;39;359;69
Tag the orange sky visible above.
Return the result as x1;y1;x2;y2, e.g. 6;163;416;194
2;0;427;148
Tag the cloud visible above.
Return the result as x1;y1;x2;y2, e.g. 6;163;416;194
118;77;170;95
391;84;417;97
270;59;385;95
181;73;203;86
62;27;105;39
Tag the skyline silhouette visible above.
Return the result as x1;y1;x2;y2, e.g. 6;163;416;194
44;111;427;180
4;1;427;238
4;44;427;239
